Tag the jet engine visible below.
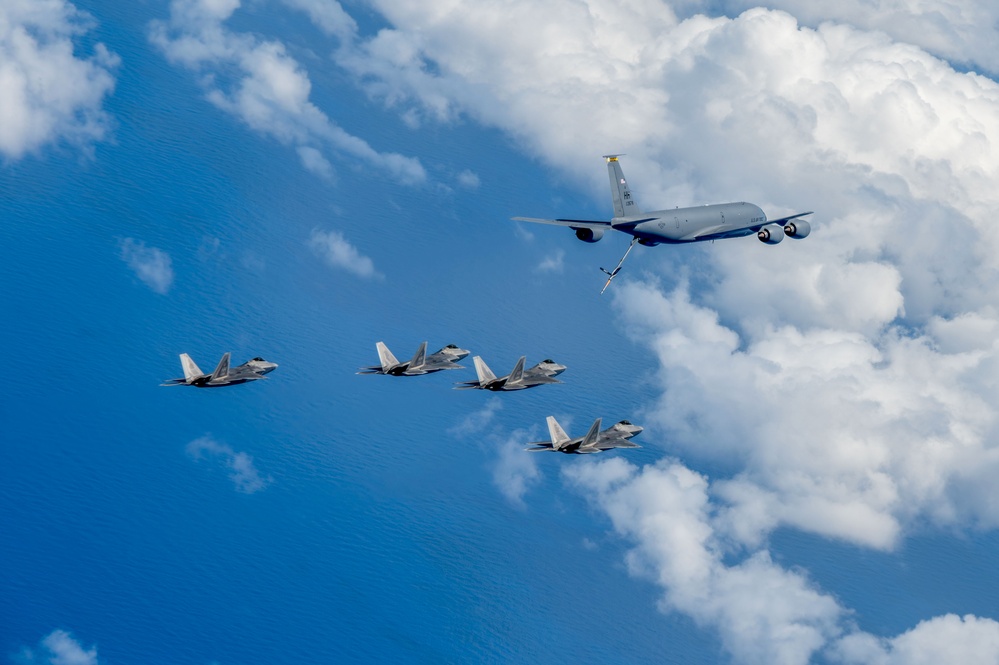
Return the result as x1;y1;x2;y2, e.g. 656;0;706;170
757;224;785;244
783;219;811;239
575;227;605;243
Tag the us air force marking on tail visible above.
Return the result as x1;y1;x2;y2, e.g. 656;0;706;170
513;155;814;293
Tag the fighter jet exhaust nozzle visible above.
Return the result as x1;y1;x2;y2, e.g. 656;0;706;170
783;220;811;239
757;224;785;244
575;228;605;243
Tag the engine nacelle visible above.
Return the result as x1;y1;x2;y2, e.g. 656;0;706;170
575;227;605;243
757;224;785;245
783;219;811;239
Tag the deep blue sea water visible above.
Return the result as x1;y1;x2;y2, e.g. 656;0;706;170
3;2;999;664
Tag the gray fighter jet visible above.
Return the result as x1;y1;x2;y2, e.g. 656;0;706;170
454;356;565;391
357;341;469;376
525;416;643;454
513;155;813;292
161;353;278;388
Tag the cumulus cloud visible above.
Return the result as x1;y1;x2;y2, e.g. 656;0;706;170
281;0;357;42
535;248;564;274
16;629;98;665
186;435;271;494
456;169;480;188
148;0;425;184
309;228;380;279
706;0;999;76
568;458;999;665
612;278;999;550
0;0;119;160
119;238;174;294
448;397;502;437
296;145;335;181
492;429;541;508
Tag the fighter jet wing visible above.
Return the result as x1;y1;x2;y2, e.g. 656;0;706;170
523;375;563;386
512;217;611;229
596;439;641;450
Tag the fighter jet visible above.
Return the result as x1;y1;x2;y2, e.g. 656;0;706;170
161;353;278;388
454;356;565;391
525;416;643;454
357;341;469;376
513;155;813;292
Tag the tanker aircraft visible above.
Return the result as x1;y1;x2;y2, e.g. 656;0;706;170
513;155;813;292
454;356;565;391
525;416;643;454
161;353;278;388
357;341;469;376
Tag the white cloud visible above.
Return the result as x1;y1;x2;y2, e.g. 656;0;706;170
448;397;502;437
281;0;357;42
492;429;541;508
119;238;174;295
16;629;98;665
836;614;999;665
297;145;335;181
707;0;999;76
0;0;119;160
186;435;271;494
149;0;425;185
456;169;480;188
612;278;999;550
309;228;380;279
568;458;999;665
535;248;564;274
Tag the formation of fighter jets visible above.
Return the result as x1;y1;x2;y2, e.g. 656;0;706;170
164;155;816;456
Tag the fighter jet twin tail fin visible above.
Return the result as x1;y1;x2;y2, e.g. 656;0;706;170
376;341;401;373
547;416;571;450
473;356;498;384
210;352;231;382
408;342;428;373
180;353;203;382
578;417;603;453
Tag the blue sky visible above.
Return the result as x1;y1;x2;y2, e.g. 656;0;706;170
4;1;999;663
